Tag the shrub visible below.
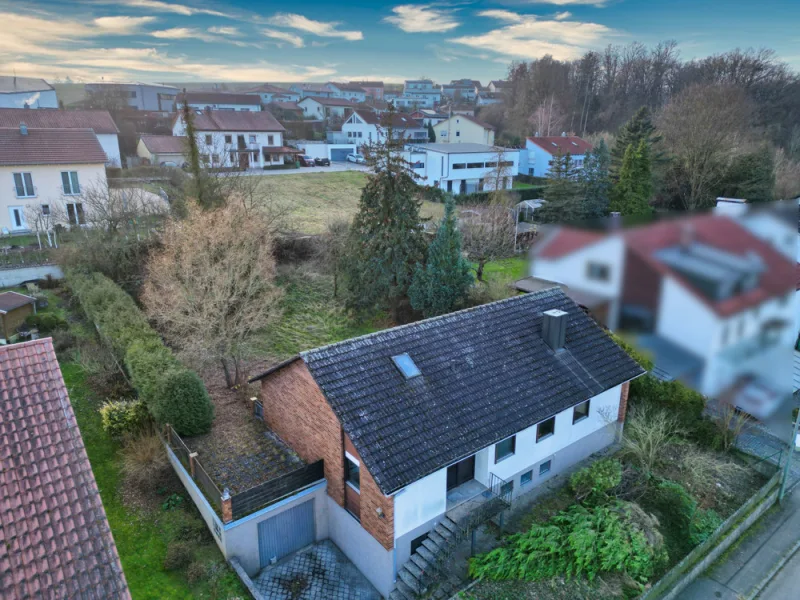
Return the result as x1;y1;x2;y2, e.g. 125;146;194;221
121;432;169;488
621;406;683;478
50;330;76;354
570;458;623;503
125;338;180;407
648;480;696;536
151;369;215;437
689;509;723;546
163;540;194;571
100;399;150;438
186;561;207;585
25;313;67;333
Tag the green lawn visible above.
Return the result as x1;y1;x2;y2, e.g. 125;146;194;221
512;181;536;189
480;256;528;283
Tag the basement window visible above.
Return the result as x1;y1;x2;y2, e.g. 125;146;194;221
392;353;421;378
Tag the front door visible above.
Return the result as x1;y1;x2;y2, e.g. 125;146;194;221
446;455;475;491
8;206;26;231
239;153;249;169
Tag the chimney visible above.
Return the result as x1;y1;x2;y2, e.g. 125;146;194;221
542;309;568;351
19;122;28;136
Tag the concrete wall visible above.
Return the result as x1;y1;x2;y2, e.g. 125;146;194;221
0;265;63;288
394;469;447;539
96;133;122;167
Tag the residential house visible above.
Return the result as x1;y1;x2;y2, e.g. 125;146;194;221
0;124;108;233
176;92;262;112
267;101;304;121
350;81;384;100
440;79;479;102
136;135;187;166
529;214;795;413
289;83;336;98
487;80;509;93
405;142;518;194
476;91;504;106
85;81;179;112
0;108;122;166
251;289;644;597
297;96;355;120
0;291;36;342
326;82;368;103
172;110;289;169
0;76;58;108
340;110;427;148
356;99;390;115
0;338;131;599
410;109;448;127
399;80;442;109
243;84;300;104
520;135;593;177
433;114;495;145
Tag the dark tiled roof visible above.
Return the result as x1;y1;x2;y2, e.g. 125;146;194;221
300;96;357;107
0;127;107;166
301;289;644;494
528;136;593;155
177;91;261;106
189;110;285;132
0;292;35;313
0;109;119;134
0;339;130;599
244;84;293;94
350;81;384;88
352;110;421;129
139;134;186;154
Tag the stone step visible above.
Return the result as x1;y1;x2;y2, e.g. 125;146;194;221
398;568;421;594
409;553;430;574
433;523;454;540
439;517;459;534
428;530;448;548
404;559;425;582
392;579;418;600
416;545;437;564
422;538;444;555
389;590;410;600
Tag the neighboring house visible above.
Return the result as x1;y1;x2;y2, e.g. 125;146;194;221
326;82;368;103
0;291;36;342
0;76;58;108
267;101;304;121
0;338;131;599
487;80;509;93
530;214;795;411
340;110;427;148
297;96;355;120
520;136;593;177
0;125;108;232
434;114;495;145
410;109;447;127
251;289;644;597
350;81;384;100
400;80;442;108
289;83;336;98
0;108;122;166
405;142;518;194
84;81;179;112
440;79;479;102
136;135;187;166
172;110;289;169
176;92;262;112
476;91;504;106
243;83;300;104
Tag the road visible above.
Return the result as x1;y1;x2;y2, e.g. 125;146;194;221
757;546;800;599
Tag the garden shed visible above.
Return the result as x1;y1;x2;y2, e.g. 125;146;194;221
0;291;36;341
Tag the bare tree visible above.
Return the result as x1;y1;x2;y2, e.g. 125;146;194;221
23;205;58;249
707;402;751;452
528;95;567;136
142;203;283;387
459;203;516;282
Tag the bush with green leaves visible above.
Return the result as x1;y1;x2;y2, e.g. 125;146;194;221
150;369;214;437
570;458;623;503
689;509;723;546
25;313;68;333
100;399;150;438
469;501;666;584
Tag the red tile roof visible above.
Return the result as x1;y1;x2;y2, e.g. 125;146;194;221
0;127;108;166
0;108;119;134
268;101;302;111
185;110;285;132
528;136;593;155
244;84;293;94
139;134;186;154
0;292;35;313
0;339;130;599
535;228;604;259
176;91;261;106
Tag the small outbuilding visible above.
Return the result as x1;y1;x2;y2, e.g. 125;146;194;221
137;135;187;167
0;291;36;342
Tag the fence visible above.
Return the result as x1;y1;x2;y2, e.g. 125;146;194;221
164;424;221;511
230;460;325;521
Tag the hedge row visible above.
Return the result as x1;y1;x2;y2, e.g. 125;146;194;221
416;185;545;206
69;271;214;436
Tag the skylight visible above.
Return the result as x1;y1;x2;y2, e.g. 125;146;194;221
392;353;421;378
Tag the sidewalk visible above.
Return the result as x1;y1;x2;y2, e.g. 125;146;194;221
676;485;800;600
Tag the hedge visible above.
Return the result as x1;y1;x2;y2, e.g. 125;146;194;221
68;271;214;436
416;185;545;206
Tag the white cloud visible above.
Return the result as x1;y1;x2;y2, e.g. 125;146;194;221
452;10;615;60
117;0;228;17
261;28;305;48
524;0;608;5
93;16;157;33
384;4;460;33
266;13;363;41
554;11;572;20
151;27;217;42
208;26;239;35
476;10;523;23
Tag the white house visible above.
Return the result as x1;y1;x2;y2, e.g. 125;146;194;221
410;109;447;127
440;79;479;102
350;81;384;100
289;83;335;98
476;91;504;106
252;289;644;598
176;92;262;112
243;84;300;104
520;136;593;177
0;108;122;166
487;80;509;93
407;142;518;194
297;96;355;120
0;76;58;109
84;81;179;112
172;110;290;169
340;110;427;148
397;80;442;109
136;135;187;166
433;114;495;145
326;83;368;103
0;124;108;233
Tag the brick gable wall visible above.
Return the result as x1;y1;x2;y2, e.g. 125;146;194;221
259;360;395;550
618;381;631;422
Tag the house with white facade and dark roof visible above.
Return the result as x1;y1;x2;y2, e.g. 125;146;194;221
250;289;644;598
339;110;427;148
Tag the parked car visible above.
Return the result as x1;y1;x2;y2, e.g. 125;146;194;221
314;157;331;166
346;153;366;164
298;155;316;167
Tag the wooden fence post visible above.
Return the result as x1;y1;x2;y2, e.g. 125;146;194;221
189;452;198;479
221;488;233;524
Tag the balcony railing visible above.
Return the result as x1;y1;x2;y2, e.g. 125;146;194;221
446;472;512;532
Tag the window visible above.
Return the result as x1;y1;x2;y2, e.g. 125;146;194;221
485;161;497;168
456;131;460;137
536;417;555;442
40;204;50;215
441;130;447;137
61;171;80;195
268;135;274;145
452;163;466;170
345;455;360;492
467;162;483;169
204;134;212;145
392;353;421;378
500;161;514;167
212;520;221;539
539;460;552;476
587;262;610;281
249;135;257;143
224;135;232;144
495;435;515;462
573;400;590;423
66;202;85;225
358;132;363;138
13;172;35;197
128;91;137;98
521;470;533;485
347;131;353;138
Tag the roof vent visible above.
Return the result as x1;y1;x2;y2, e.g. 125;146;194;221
542;309;568;351
392;353;421;378
19;122;28;136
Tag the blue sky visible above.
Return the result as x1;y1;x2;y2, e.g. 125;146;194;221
3;0;798;84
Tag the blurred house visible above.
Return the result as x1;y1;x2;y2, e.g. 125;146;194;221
519;135;592;177
0;76;58;108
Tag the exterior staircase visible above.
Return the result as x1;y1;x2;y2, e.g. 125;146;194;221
388;475;512;600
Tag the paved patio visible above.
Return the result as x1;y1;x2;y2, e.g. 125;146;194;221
251;540;381;600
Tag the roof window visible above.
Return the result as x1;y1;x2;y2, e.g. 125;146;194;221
392;353;421;378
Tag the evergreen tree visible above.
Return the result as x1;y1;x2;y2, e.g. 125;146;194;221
610;140;653;216
409;196;473;318
581;139;611;220
427;121;437;143
610;107;664;180
537;150;583;223
720;147;775;202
